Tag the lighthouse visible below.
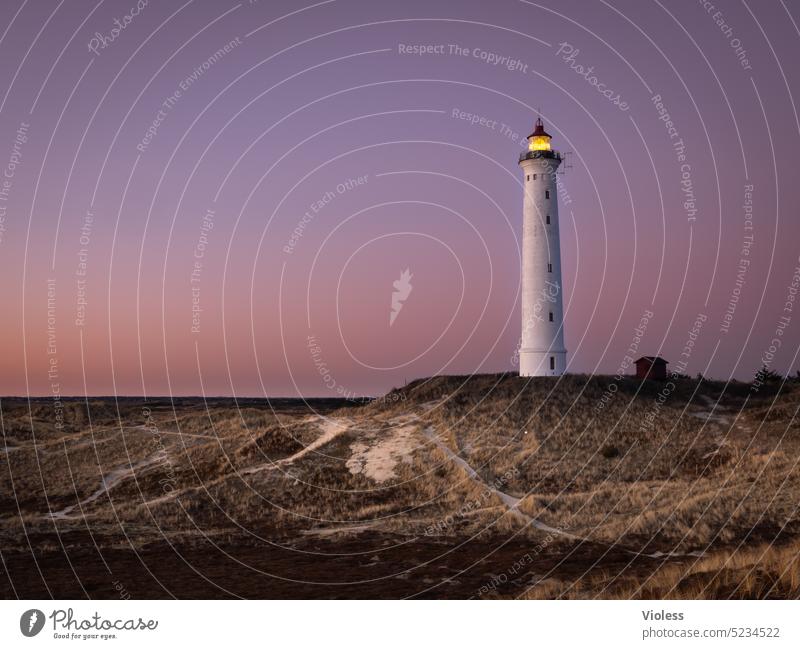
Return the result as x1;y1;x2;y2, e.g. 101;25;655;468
518;118;567;376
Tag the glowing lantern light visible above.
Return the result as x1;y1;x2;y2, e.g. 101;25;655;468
527;117;552;152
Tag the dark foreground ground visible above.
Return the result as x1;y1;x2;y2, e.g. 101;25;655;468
2;530;638;599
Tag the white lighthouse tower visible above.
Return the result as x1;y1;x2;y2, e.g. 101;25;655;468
518;118;567;376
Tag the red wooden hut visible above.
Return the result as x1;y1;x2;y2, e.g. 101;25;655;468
635;356;668;380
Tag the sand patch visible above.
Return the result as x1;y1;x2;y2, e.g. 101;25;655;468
346;425;417;482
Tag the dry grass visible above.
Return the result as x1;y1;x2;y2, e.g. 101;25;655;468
2;376;800;598
379;374;800;552
522;538;800;599
635;540;800;598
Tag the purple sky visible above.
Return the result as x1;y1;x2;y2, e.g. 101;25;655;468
0;0;798;396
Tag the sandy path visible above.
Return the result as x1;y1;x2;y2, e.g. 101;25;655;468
689;395;732;426
49;452;166;520
141;416;354;508
423;427;570;537
241;417;352;475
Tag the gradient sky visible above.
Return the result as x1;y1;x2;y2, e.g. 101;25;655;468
0;0;798;396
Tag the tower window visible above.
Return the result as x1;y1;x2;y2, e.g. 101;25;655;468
546;214;550;224
526;175;530;181
533;174;537;180
545;190;550;199
550;356;555;370
549;312;554;322
547;263;552;273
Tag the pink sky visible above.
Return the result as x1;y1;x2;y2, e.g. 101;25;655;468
0;0;798;396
